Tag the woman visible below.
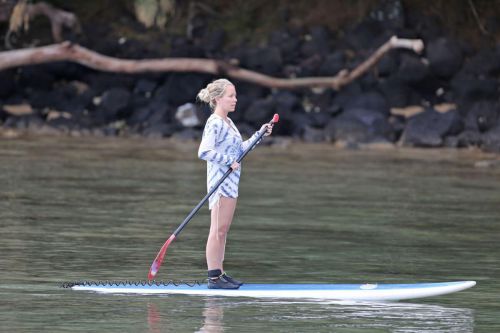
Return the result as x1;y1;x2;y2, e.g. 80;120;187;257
197;78;273;289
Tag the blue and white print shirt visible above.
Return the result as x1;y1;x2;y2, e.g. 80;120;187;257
198;114;261;209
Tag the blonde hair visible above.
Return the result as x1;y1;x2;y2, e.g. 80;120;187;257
197;78;234;109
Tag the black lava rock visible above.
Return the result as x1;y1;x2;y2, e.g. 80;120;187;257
427;37;464;78
401;108;463;147
464;100;499;133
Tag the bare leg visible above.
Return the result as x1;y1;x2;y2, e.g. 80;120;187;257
206;196;237;271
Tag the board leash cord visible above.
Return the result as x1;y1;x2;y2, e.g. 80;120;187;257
62;280;205;288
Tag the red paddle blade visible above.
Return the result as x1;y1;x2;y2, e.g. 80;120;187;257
272;113;279;123
148;234;176;280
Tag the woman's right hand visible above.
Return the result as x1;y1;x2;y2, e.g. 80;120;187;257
260;123;274;136
230;161;240;170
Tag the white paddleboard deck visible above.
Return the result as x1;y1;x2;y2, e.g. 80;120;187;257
68;281;476;301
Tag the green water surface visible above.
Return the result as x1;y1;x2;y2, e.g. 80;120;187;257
0;136;499;332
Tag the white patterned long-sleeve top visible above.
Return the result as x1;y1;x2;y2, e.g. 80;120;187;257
198;114;261;209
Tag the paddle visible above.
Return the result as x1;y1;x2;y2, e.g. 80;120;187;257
148;113;280;280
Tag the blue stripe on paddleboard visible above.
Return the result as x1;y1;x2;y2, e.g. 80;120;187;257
82;281;471;291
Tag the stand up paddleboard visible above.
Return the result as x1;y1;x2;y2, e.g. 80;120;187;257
64;280;475;301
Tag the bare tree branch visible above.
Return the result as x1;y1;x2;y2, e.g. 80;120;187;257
4;1;81;48
25;2;81;42
468;0;488;35
0;36;424;90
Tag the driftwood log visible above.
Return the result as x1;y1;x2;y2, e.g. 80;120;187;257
0;36;423;90
23;1;81;42
2;0;81;48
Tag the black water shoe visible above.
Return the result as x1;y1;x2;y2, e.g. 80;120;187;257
207;275;240;289
221;272;243;286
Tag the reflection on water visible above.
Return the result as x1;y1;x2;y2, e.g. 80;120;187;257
147;303;162;333
146;298;474;333
1;137;499;331
196;299;224;333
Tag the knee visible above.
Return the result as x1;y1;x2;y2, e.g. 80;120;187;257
210;223;230;238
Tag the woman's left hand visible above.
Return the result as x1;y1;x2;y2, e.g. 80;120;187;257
260;123;273;136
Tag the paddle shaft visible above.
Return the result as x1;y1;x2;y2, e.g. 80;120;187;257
172;118;273;237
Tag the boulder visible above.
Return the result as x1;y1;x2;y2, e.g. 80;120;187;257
175;103;204;127
344;19;387;51
396;53;429;84
242;47;283;76
128;97;173;128
464;100;499;132
169;35;205;58
47;116;78;132
268;29;301;63
0;107;7;123
230;94;250;123
389;115;406;138
409;75;446;106
28;84;86;114
302;125;326;142
128;106;153;127
344;90;390;115
426;37;464;78
84;73;136;94
318;51;346;76
304;90;334;114
376;50;400;77
243;98;275;126
288;112;314;137
297;54;323;77
324;116;371;143
99;88;131;120
201;28;226;57
482;125;500;152
400;108;463;147
456;130;483;148
308;111;332;128
378;77;419;108
451;74;498;109
331;83;363;110
300;26;331;58
341;107;395;141
45;62;86;81
149;99;174;123
0;70;16;99
17;66;55;91
133;79;158;97
3;114;44;130
161;73;210;106
232;81;270;99
461;48;500;76
273;90;300;112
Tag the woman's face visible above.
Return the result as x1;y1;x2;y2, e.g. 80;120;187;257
216;84;237;113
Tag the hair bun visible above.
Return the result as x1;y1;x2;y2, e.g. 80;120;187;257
197;88;210;103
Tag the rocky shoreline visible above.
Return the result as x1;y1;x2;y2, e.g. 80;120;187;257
0;1;499;152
